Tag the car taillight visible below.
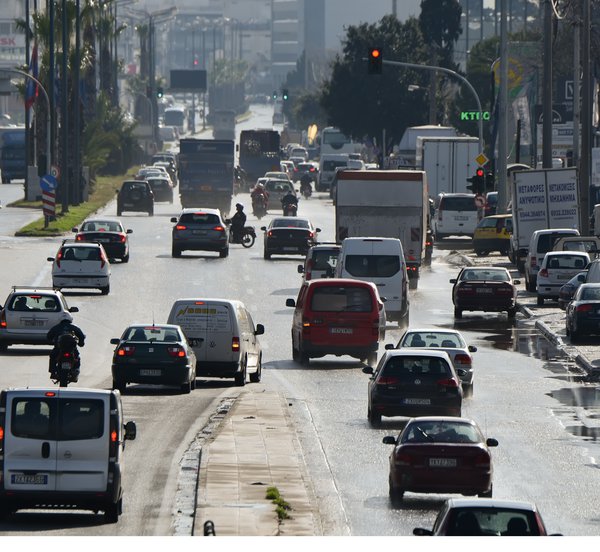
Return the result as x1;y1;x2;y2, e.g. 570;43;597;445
167;346;186;357
377;376;400;385
109;416;118;456
309;167;315;172
232;337;240;351
473;451;491;469
577;304;593;312
118;233;127;243
100;250;108;268
305;259;313;280
213;226;225;232
539;268;548;278
496;285;514;295
61;351;72;359
395;452;413;466
268;231;273;237
176;225;187;231
308;232;314;238
0;310;5;328
117;345;135;356
437;377;459;388
457;285;475;295
75;234;84;242
56;250;63;268
454;353;472;366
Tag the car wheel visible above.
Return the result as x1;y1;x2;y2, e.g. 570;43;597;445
122;253;129;263
249;356;262;383
389;478;404;504
117;209;122;216
234;364;246;386
475;250;489;257
219;247;229;258
565;322;570;336
537;296;544;306
454;307;462;319
104;499;121;524
112;379;126;394
367;352;377;366
464;383;474;398
367;407;381;426
479;485;493;498
264;249;271;260
190;374;197;390
100;285;110;295
0;342;8;352
571;325;579;342
172;246;181;258
299;347;310;366
292;344;300;362
507;307;517;319
148;208;154;216
181;379;192;394
526;278;535;292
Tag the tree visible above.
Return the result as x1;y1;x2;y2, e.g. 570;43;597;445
319;15;430;151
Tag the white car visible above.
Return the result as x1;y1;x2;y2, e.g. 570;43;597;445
536;250;590;305
48;241;111;295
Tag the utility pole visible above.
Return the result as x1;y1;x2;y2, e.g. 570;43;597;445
580;0;591;234
542;0;553;168
573;8;580;170
497;0;508;214
61;0;69;212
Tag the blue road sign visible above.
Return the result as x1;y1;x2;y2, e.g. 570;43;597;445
40;174;57;193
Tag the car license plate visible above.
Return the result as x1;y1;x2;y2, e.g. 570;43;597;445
331;327;353;334
455;216;469;221
11;474;48;485
73;278;89;284
192;230;207;235
24;319;44;327
476;288;493;293
283;247;297;251
140;369;161;376
429;458;457;468
403;398;431;405
98;238;110;243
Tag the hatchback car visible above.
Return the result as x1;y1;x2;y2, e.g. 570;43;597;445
297;244;341;281
536;251;590;305
450;267;520;319
146;176;174;203
110;324;197;394
558;270;588;310
383;417;497;502
0;287;79;351
171;208;229;258
392;329;476;397
48;242;111;294
565;283;600;341
363;350;463;425
472;214;512;257
262;217;320;259
116;180;154;216
72;218;132;263
413;497;560;536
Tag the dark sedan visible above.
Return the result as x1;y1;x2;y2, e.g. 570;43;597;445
565;283;600;341
558;270;587;310
171;208;229;258
110;324;197;394
383;417;497;503
147;176;174;203
72;218;132;262
261;216;320;259
450;267;520;319
116;180;154;216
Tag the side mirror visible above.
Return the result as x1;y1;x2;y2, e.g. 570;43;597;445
382;436;396;445
579;274;586;281
126;229;133;234
115;189;119;194
380;297;387;303
362;366;374;375
486;438;499;447
513;279;521;285
110;338;120;345
297;265;304;273
315;228;321;233
69;307;79;313
261;226;267;231
449;278;457;284
170;217;178;223
47;257;55;262
255;324;265;336
468;345;477;352
286;298;296;307
124;420;137;441
385;343;395;350
71;227;78;232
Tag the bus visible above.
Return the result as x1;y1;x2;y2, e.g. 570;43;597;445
319;126;361;156
163;106;187;135
238;129;281;183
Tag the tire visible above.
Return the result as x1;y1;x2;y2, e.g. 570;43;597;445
299;348;310;366
59;372;69;387
219;247;229;258
264;249;271;260
234;364;246;386
0;343;8;352
241;234;255;248
389;479;404;504
537;296;544;306
292;342;301;363
479;485;493;498
117;209;122;216
148;208;154;216
475;250;489;257
100;285;110;295
104;499;121;524
367;352;377;366
454;307;462;319
368;407;381;426
172;245;181;258
112;379;126;394
571;325;579;342
181;379;192;394
464;383;474;398
122;253;129;263
249;356;262;383
190;375;197;390
526;277;536;293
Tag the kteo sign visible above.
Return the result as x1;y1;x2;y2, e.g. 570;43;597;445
460;111;491;121
0;35;25;48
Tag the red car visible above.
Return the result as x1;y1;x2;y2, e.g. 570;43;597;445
383;416;497;503
450;266;520;319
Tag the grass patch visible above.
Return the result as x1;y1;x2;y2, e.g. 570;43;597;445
265;486;292;520
14;167;141;237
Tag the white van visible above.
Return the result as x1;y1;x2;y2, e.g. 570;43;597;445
432;193;479;241
167;298;264;386
335;237;409;325
0;387;136;523
317;153;349;191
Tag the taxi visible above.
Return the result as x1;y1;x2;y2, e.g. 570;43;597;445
472;214;512;257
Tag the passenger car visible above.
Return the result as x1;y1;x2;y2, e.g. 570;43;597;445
48;242;111;294
0;287;78;351
261;217;320;259
167;298;264;386
382;417;497;502
297;243;341;280
146;176;174;203
72;218;132;263
483;191;498;217
264;179;296;210
0;387;136;523
292;162;318;183
286;278;386;366
171;208;229;258
450;267;519;319
535;251;589;305
392;329;476;396
110;324;197;393
264;170;292;182
472;214;512;256
413;497;560;536
558;271;587;310
363;350;463;424
116;180;154;216
565;283;600;341
432;193;479;241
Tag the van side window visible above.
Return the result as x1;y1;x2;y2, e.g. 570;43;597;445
12;399;53;439
58;399;104;441
236;306;251;334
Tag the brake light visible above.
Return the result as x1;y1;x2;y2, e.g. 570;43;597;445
194;301;205;305
395;453;413;466
44;391;56;397
377;376;400;385
539;268;548;278
308;232;314;238
0;310;5;328
437;377;459;388
117;345;135;356
176;225;187;231
577;304;593;312
473;451;491;469
0;425;4;443
61;352;72;359
167;346;186;357
213;226;225;232
457;285;475;295
232;337;240;351
75;234;84;241
56;250;63;268
100;249;108;268
118;233;126;243
109;418;118;456
454;353;472;366
496;285;514;295
268;231;273;237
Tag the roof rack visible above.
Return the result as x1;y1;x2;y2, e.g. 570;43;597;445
11;286;58;291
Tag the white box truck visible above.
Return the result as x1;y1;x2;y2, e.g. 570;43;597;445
335;169;428;288
415;136;480;197
510;167;580;272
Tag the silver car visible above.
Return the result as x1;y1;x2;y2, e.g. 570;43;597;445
390;328;477;397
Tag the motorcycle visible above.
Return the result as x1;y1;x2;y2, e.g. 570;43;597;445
252;196;268;219
227;223;256;248
300;180;312;199
51;333;81;387
282;201;298;216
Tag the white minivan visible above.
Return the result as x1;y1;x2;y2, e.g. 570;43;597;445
0;387;136;523
335;237;409;325
317;153;349;191
167;298;264;386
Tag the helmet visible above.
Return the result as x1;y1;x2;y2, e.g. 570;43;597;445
256;183;264;189
236;203;244;210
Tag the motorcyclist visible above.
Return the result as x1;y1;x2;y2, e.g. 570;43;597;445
47;316;86;379
251;183;269;205
300;173;312;195
281;189;298;207
230;203;247;242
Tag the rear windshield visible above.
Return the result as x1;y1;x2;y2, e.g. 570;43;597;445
401;332;466;348
380;355;452;379
445;508;540;536
81;221;123;232
9;294;59;312
440;196;477;211
401;420;481;444
11;397;104;441
311;249;339;270
323;160;347;171
344;255;400;278
61;247;101;261
560;240;598;253
170;303;232;334
580;287;600;300
123;326;181;342
310;286;373;312
272;218;309;229
537;233;576;253
265;181;292;192
179;213;220;225
545;255;588;270
460;268;509;282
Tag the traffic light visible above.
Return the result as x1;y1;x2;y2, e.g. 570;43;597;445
485;171;495;193
272;90;278;100
368;47;382;74
156;87;164;99
466;167;485;194
193;58;199;66
282;88;289;101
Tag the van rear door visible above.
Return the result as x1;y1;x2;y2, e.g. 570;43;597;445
168;301;210;362
203;303;235;364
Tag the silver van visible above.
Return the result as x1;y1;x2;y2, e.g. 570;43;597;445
432;193;479;241
0;387;136;523
167;298;264;386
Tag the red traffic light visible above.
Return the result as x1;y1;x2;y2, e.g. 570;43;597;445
368;47;383;74
370;48;381;59
476;167;485;178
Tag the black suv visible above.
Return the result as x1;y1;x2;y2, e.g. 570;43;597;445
116;180;154;216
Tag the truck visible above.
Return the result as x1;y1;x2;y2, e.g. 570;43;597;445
415;136;480;198
510;167;580;272
211;109;236;141
0;126;25;183
335;169;428;288
393;125;458;168
177;139;235;213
